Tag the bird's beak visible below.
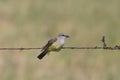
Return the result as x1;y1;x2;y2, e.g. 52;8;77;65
65;35;70;38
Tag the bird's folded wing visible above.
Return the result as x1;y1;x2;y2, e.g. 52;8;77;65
41;38;57;51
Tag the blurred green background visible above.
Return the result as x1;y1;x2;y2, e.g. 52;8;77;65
0;0;120;80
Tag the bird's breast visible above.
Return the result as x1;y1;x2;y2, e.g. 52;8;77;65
48;42;64;51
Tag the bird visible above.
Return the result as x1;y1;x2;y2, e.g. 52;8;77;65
37;33;69;60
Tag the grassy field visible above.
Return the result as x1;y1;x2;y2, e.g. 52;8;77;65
0;0;120;80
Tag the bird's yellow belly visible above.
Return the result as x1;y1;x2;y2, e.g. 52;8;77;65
48;43;63;51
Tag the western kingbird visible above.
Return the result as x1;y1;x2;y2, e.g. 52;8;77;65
37;33;69;60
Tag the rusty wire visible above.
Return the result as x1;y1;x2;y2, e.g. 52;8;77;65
0;36;120;51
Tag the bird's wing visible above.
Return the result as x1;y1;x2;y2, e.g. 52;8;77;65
41;37;57;51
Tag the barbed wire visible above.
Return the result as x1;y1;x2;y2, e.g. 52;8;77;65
0;36;120;51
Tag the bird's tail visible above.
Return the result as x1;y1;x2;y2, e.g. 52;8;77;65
37;50;49;60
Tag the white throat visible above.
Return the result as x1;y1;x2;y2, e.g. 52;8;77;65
57;36;65;45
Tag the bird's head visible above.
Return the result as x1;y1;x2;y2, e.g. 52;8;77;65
58;33;70;39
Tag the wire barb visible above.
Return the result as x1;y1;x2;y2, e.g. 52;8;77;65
101;36;107;48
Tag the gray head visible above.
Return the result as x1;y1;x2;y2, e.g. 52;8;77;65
57;33;70;38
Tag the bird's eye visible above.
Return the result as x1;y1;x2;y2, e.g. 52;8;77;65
61;34;65;36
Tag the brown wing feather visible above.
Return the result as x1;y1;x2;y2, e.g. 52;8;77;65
41;38;57;51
